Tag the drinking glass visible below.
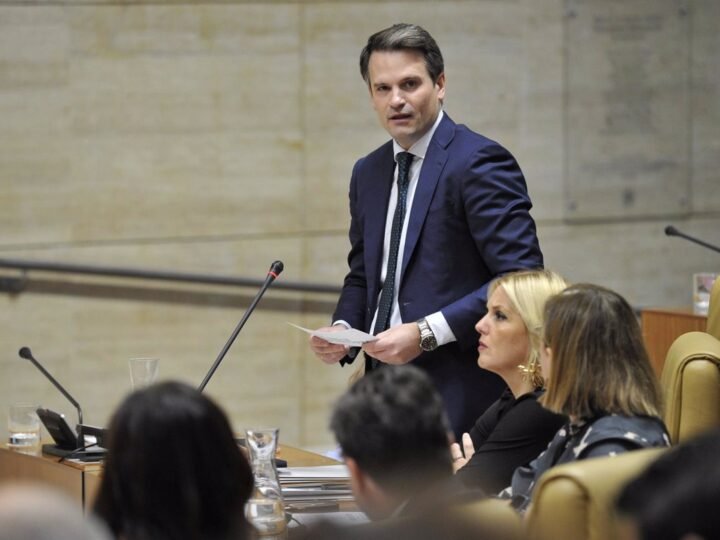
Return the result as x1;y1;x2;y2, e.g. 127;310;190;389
8;403;40;449
128;357;159;390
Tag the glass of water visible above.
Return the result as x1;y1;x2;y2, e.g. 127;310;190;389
8;403;40;449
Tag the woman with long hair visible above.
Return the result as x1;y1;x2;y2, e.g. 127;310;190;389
502;284;670;512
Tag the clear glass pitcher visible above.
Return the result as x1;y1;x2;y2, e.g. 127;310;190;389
245;428;287;538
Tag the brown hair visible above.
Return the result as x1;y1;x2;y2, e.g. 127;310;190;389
540;284;662;419
359;23;444;85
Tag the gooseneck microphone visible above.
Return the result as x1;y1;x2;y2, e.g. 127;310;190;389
198;260;284;392
18;346;84;447
665;225;720;255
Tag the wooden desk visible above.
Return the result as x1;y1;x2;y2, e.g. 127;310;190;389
0;446;101;510
642;307;708;376
1;444;339;511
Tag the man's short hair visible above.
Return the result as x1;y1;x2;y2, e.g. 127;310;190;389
330;365;452;493
359;23;444;84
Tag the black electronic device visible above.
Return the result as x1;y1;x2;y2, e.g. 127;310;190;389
79;423;109;448
36;408;106;461
36;407;76;450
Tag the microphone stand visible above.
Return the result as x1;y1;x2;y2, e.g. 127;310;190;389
198;261;284;392
18;347;84;448
665;225;720;255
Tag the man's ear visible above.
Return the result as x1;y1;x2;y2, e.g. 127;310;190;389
345;457;367;493
345;456;392;520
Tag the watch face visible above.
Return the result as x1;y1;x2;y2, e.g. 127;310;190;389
421;336;438;351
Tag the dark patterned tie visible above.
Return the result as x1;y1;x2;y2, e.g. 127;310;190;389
371;151;414;340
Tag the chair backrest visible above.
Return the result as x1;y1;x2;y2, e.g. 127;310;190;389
661;331;720;444
455;497;524;540
707;276;720;340
525;448;665;540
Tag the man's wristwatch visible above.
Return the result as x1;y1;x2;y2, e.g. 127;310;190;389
417;318;439;352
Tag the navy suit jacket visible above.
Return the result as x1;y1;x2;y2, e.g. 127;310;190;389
333;114;543;438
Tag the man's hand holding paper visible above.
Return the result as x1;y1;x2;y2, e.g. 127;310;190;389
291;323;377;365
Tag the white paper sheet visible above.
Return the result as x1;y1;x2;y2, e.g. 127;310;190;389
288;323;377;347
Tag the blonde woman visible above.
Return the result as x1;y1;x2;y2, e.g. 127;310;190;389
502;284;670;512
451;269;568;493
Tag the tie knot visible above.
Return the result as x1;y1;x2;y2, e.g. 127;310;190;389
396;152;413;186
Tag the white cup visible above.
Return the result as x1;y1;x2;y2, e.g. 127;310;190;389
129;357;159;390
8;403;40;449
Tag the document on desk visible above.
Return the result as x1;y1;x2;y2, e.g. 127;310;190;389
280;465;354;503
288;323;377;347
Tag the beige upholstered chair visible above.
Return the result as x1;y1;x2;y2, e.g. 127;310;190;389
661;331;720;444
525;448;665;540
456;498;524;540
707;276;720;340
522;331;720;540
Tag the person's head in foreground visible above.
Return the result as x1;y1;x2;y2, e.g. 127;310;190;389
330;365;455;520
616;428;720;540
93;381;254;540
540;283;663;420
477;269;568;394
0;483;110;540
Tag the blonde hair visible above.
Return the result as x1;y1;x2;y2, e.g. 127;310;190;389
540;284;662;418
488;269;568;388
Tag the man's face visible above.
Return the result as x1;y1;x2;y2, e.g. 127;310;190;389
367;50;445;150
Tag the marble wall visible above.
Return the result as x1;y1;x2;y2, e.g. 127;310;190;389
1;0;718;448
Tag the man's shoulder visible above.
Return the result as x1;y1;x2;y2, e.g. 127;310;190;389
443;118;507;153
357;139;394;165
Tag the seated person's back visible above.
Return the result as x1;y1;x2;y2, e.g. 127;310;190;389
296;365;524;539
93;381;254;540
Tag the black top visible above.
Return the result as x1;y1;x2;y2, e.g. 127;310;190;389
455;388;566;494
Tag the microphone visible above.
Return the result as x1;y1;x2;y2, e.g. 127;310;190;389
18;347;84;447
665;225;720;255
198;260;284;392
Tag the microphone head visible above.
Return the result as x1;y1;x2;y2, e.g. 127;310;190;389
18;347;33;360
665;225;678;236
269;260;284;277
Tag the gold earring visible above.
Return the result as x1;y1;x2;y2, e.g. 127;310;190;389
518;356;544;389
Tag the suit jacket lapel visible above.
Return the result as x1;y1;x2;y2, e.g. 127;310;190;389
401;114;455;279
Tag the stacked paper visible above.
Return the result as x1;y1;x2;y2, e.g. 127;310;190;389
279;465;355;511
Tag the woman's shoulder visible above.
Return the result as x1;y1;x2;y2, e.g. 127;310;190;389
583;414;670;448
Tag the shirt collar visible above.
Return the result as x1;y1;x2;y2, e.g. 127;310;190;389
392;109;444;161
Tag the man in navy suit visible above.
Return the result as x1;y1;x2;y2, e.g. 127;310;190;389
310;23;543;439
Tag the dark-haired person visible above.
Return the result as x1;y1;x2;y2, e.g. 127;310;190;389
501;284;671;513
616;429;720;540
309;22;543;440
297;365;516;540
93;381;254;540
330;365;467;521
451;270;567;493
